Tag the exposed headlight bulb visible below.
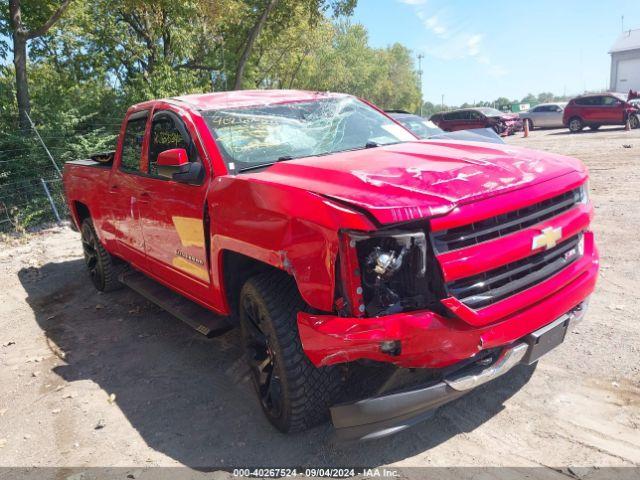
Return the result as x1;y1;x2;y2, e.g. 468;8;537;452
369;247;405;277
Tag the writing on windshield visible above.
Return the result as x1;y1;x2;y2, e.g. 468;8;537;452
203;96;415;173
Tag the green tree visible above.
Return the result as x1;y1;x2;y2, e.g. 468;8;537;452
3;0;73;129
537;92;555;103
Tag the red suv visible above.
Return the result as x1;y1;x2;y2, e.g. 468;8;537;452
563;93;639;132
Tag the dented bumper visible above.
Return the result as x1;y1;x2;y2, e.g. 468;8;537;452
331;300;589;441
297;234;598;370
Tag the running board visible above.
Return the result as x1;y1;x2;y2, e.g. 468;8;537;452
119;270;232;338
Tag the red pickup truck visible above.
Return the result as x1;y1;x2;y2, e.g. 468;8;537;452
63;90;599;441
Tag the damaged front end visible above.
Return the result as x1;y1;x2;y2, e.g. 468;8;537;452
489;116;523;136
337;227;445;319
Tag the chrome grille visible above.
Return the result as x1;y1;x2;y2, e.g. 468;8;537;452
432;188;580;253
447;234;582;309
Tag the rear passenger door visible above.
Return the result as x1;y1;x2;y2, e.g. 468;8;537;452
135;108;214;305
108;110;149;269
588;96;608;123
440;112;457;131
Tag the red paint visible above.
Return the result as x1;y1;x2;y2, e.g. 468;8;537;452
157;148;188;167
63;90;599;371
563;93;639;129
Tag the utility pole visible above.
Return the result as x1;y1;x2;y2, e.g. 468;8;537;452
417;53;424;116
441;94;444;111
621;15;624;32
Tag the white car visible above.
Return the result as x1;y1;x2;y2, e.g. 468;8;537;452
519;102;567;129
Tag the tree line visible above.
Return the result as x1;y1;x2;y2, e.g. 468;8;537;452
1;0;422;134
420;92;573;118
0;0;425;229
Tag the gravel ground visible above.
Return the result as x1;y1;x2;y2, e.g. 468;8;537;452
0;126;639;474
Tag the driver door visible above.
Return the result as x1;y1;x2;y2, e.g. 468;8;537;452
135;108;213;305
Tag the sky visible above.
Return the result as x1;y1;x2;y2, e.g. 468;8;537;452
352;0;640;105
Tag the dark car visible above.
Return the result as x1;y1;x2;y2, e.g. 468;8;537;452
386;110;504;144
562;93;640;133
430;107;523;136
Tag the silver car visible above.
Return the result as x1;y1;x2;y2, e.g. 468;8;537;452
519;102;567;129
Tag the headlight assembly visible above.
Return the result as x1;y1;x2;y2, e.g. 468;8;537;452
578;181;589;205
339;229;434;317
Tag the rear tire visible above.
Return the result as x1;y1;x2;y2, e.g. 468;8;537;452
80;219;123;292
568;117;583;133
239;270;341;433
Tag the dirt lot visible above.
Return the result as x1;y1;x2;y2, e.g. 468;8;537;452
0;126;639;474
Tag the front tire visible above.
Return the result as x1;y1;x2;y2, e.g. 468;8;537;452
568;117;583;133
630;115;640;129
239;271;341;433
525;118;534;131
80;219;123;292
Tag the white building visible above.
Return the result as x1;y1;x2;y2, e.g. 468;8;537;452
610;29;640;93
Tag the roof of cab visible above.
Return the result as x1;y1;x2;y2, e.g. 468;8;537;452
168;89;348;111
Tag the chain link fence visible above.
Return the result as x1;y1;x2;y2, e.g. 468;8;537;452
0;177;67;231
0;115;121;233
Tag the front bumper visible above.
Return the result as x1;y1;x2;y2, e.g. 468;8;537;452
298;232;598;369
331;300;588;441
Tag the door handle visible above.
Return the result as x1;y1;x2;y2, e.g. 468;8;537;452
139;191;151;203
111;184;119;190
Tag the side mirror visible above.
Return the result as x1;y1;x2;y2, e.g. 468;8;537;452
156;148;203;184
157;148;188;177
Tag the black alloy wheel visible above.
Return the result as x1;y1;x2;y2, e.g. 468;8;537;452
241;293;284;420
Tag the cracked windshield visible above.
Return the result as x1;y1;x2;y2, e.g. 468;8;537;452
204;96;416;172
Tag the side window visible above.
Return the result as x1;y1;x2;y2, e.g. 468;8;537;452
148;112;198;176
575;97;594;106
469;111;482;120
532;106;543;113
120;114;148;173
602;96;621;106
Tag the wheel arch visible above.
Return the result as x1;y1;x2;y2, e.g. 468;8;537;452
72;200;91;229
221;250;296;320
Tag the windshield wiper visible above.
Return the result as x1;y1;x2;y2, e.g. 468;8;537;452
236;142;403;173
236;155;294;173
237;162;277;173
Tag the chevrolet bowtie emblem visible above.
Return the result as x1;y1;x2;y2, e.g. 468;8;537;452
532;226;562;250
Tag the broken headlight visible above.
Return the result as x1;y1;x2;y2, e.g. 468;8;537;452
340;230;431;317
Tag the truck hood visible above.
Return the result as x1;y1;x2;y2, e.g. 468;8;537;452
249;140;585;225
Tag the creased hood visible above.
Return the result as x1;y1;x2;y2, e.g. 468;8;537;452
249;140;586;225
